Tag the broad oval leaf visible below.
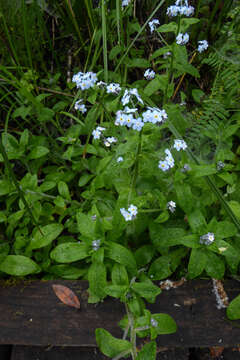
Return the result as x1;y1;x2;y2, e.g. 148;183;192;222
28;146;49;160
136;341;156;360
50;242;89;263
30;223;63;250
227;294;240;320
0;255;40;276
95;328;132;358
152;313;177;335
106;242;137;276
52;284;80;309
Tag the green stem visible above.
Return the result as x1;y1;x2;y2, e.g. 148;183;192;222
101;0;108;83
128;130;142;206
125;304;137;360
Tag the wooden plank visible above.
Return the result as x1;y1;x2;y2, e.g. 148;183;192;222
0;280;240;347
0;345;12;360
11;346;106;360
11;346;189;360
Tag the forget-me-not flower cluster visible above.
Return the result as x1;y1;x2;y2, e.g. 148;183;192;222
148;19;160;33
167;201;176;213
167;0;194;17
197;40;208;53
173;139;187;151
106;83;121;94
144;69;156;80
121;88;144;106
200;232;215;245
158;149;175;171
72;71;98;90
142;107;168;124
74;99;87;113
120;204;138;221
176;33;189;45
92;126;106;140
104;136;117;147
122;0;131;6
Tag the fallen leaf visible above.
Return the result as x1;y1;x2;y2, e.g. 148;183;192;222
52;284;80;309
209;346;224;358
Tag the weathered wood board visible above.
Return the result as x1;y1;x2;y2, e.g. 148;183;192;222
0;280;240;347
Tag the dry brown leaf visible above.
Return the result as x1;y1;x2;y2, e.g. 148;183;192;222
209;346;224;358
52;284;80;309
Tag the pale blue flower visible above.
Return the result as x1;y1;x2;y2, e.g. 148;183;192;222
167;1;194;17
128;204;138;216
125;114;134;128
120;208;133;221
117;156;123;163
92;239;101;251
200;232;215;245
132;118;144;131
104;137;117;147
149;19;160;33
92;129;101;139
72;71;98;90
115;111;127;126
197;40;208;53
106;83;121;94
122;0;131;6
158;160;170;171
167;201;176;213
176;33;189;45
173;139;187;151
144;69;156;80
121;88;143;106
74;99;87;113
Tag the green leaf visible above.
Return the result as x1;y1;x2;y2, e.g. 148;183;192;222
175;183;193;213
28;146;49;160
188;248;207;278
205;251;225;279
76;211;96;239
50;242;89;263
180;17;200;32
30;223;63;249
227;201;240;219
48;264;86;279
227;295;240;320
136;341;156;360
0;243;9;263
175;62;200;78
151;313;177;338
134;245;155;267
148;256;172;280
192;89;205;103
0;255;40;276
95;328;132;358
158;22;177;33
150;223;186;248
188;210;207;234
58;181;71;200
106;242;137;276
112;263;129;285
191;164;217;177
127;58;150;68
132;281;161;303
104;284;128;298
109;45;123;60
20;129;29;147
144;75;168;96
0;179;11;196
78;173;95;187
88;262;107;303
